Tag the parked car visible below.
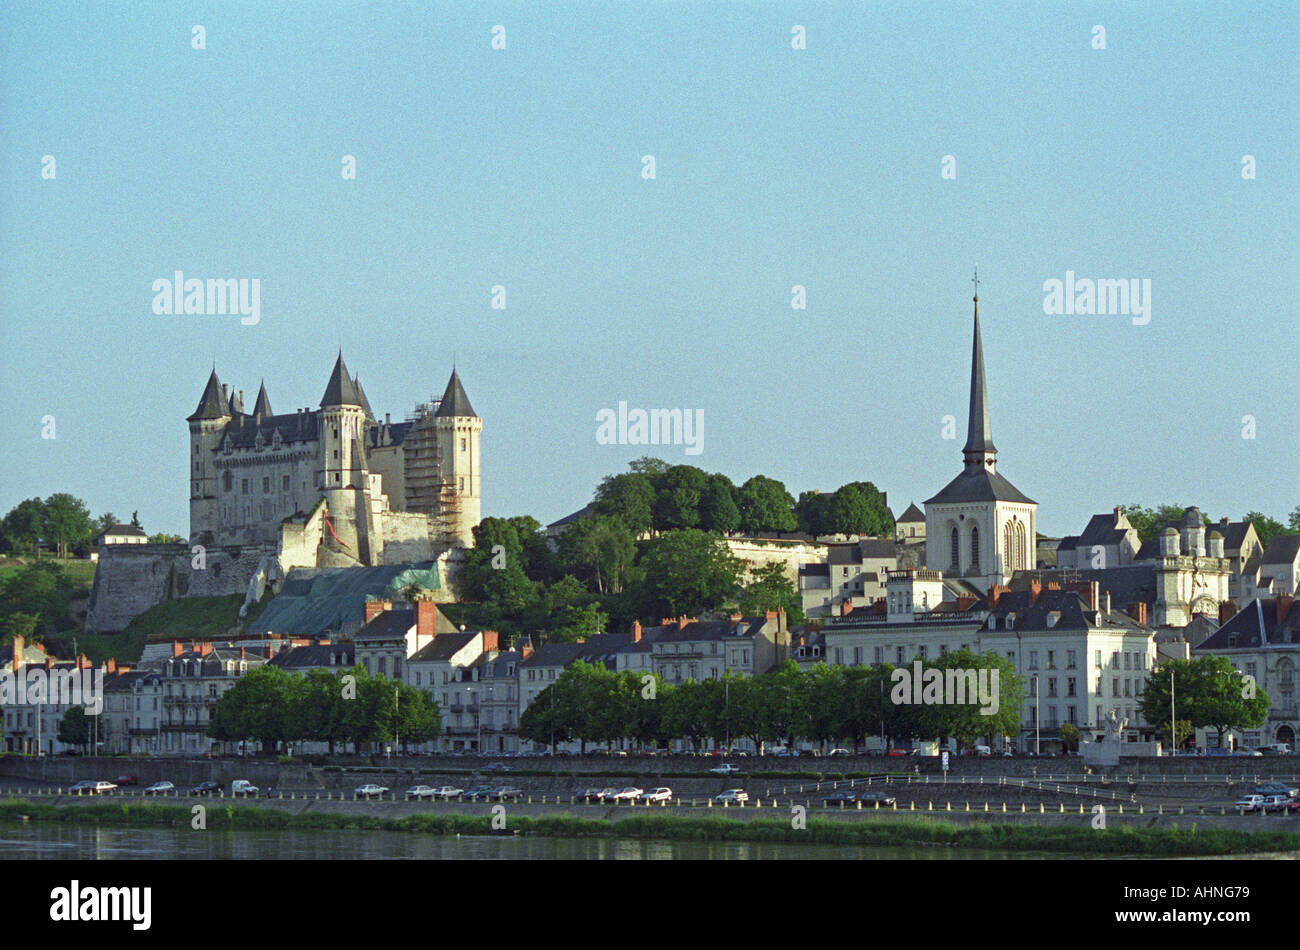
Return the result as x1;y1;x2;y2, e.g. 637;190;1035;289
597;787;620;801
1235;794;1266;813
189;781;223;796
492;786;524;801
579;787;606;802
973;745;992;756
114;775;139;787
91;781;117;794
826;748;851;757
858;791;897;806
1255;783;1298;798
143;781;175;796
713;789;749;804
886;747;908;757
1284;798;1300;815
231;780;259;797
405;785;438;800
1262;794;1291;813
821;791;858;805
610;787;643;801
482;762;512;772
640;787;673;802
431;786;464;799
69;780;97;795
464;785;496;800
709;764;743;775
354;784;389;799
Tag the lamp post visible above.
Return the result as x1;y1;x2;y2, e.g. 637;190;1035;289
1170;668;1176;754
1034;675;1040;756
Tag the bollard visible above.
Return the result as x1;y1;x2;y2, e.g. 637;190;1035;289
1020;802;1026;813
1079;803;1085;814
909;801;914;811
1039;802;1044;814
984;802;989;812
965;802;969;811
1002;802;1007;813
1117;804;1123;814
946;801;951;811
1058;803;1064;814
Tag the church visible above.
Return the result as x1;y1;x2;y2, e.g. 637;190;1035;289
924;284;1038;592
187;354;481;567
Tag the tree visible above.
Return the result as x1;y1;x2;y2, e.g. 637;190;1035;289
557;515;635;594
130;511;142;529
58;706;91;751
593;472;656;536
652;465;707;531
825;481;894;537
1;612;41;645
43;493;94;559
0;561;75;638
208;665;298;752
737;561;804;626
1244;511;1286;548
1123;504;1199;543
699;474;741;534
737;476;797;534
795;490;833;536
3;498;46;557
914;649;1024;751
636;529;743;617
1140;657;1269;748
1289;506;1300;533
1059;722;1080;753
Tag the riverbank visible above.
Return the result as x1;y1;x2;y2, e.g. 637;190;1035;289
3;799;1298;856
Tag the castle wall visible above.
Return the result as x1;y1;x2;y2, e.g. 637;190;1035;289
380;511;442;564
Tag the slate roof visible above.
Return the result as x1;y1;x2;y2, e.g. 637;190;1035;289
252;381;272;417
226;411;319;448
320;353;364;408
410;632;478;662
1010;567;1159;612
354;606;416;641
188;369;231;421
800;563;830;578
99;524;147;539
988;587;1147;631
1261;535;1300;566
435;368;476;418
1076;513;1132;548
649;617;768;644
269;642;355;670
548;503;595;530
925;468;1036;506
1196;598;1300;651
367;419;413;448
963;311;996;455
897;502;925;523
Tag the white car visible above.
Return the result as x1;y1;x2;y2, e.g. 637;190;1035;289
91;781;118;795
827;748;851;757
143;781;175;796
404;785;437;800
431;786;464;799
610;787;643;801
354;784;389;799
1235;794;1266;813
709;764;743;775
639;787;673;802
231;780;259;796
973;745;992;756
713;789;749;804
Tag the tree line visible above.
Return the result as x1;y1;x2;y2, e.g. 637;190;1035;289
517;652;1026;754
0;495;181;559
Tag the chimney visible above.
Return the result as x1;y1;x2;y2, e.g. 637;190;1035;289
481;630;499;652
263;646;274;659
1218;600;1238;625
10;634;22;672
1279;594;1295;625
105;658;116;675
172;641;184;657
838;600;854;617
291;637;310;647
1027;579;1042;606
240;646;246;658
1046;581;1061;590
873;598;886;615
198;643;213;657
1068;580;1098;610
1102;592;1112;614
319;638;331;646
955;594;977;612
631;620;642;643
1127;603;1148;626
519;638;534;660
417;600;441;640
364;598;391;624
988;584;1006;610
76;653;90;670
44;656;54;670
679;615;690;630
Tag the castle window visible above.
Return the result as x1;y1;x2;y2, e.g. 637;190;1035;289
223;472;233;492
241;479;249;495
282;475;290;491
262;477;270;493
460;438;467;452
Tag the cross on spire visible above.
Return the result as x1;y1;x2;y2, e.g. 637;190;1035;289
972;267;980;300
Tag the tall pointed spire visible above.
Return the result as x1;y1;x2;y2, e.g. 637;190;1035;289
962;275;997;471
252;379;272;418
188;367;231;421
320;352;363;408
435;367;477;418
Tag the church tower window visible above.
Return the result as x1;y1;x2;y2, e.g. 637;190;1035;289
950;527;959;570
970;526;980;573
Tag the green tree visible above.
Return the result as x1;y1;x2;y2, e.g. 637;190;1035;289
1059;722;1080;753
558;515;635;594
593;472;657;535
1;612;41;645
825;481;894;537
43;493;95;559
637;529;743;617
1123;504;1199;543
737;476;797;534
208;665;298;752
3;498;46;557
794;490;833;536
652;465;708;531
698;474;741;534
737;561;804;626
1288;506;1300;533
58;706;91;751
1140;656;1269;748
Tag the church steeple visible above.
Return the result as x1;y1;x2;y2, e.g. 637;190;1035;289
962;274;997;473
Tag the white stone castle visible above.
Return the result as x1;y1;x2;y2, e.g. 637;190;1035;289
187;354;480;566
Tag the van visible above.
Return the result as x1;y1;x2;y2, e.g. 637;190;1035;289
1260;743;1292;755
973;745;992;756
231;779;259;797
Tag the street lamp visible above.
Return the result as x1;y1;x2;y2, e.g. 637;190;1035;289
1034;675;1040;756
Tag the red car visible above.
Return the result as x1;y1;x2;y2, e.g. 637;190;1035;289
1284;799;1300;815
114;775;139;786
887;748;909;757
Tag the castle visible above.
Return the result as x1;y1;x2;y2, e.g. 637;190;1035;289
188;354;481;564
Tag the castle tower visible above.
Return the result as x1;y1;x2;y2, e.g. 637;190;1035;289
434;368;481;549
318;353;373;562
187;368;231;543
924;279;1037;591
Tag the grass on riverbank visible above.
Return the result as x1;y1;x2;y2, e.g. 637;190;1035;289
2;800;1297;856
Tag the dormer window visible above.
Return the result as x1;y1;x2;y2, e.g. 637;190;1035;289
1005;612;1016;630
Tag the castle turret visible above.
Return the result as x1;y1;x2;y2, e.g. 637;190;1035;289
1180;507;1206;557
252;380;272;419
318;353;373;562
435;368;481;548
1159;526;1180;557
187;368;231;542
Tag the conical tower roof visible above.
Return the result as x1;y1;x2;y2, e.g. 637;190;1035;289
252;380;272;418
963;298;997;458
435;368;477;418
320;352;363;408
188;368;231;421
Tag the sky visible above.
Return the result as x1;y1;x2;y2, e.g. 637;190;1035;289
1;1;1296;539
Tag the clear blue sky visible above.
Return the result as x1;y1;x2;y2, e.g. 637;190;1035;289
2;1;1296;539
